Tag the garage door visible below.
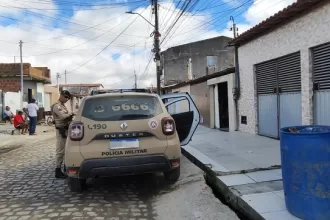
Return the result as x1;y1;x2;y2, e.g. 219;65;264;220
256;52;301;138
278;53;302;129
256;60;278;138
313;42;330;125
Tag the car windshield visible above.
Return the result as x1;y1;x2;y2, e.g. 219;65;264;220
81;95;163;121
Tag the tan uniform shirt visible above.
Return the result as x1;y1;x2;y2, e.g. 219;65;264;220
52;101;71;127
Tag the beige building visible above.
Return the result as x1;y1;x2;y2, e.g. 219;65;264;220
163;67;235;130
59;84;103;113
44;85;59;111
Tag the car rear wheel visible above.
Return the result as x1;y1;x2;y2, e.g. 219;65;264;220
164;167;180;182
68;177;86;193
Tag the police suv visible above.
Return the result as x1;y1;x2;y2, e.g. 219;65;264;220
64;89;200;192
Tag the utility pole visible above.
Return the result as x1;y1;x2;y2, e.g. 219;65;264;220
19;40;23;109
152;0;161;95
64;70;67;85
134;70;137;89
230;16;238;38
230;16;239;69
56;73;61;94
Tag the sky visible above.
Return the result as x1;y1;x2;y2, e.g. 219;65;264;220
0;0;297;89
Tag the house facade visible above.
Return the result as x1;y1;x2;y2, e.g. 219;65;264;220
230;0;329;138
59;84;103;113
162;67;235;130
44;85;60;111
0;63;51;116
161;36;235;130
161;36;235;85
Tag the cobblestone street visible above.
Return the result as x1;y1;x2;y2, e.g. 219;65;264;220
0;130;239;220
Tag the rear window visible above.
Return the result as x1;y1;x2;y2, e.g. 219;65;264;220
81;95;163;121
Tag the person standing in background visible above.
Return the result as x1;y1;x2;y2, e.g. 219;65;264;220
27;99;39;135
22;108;30;132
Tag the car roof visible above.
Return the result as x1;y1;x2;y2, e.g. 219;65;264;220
84;92;158;101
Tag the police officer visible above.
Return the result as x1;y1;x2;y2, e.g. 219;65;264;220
52;90;74;178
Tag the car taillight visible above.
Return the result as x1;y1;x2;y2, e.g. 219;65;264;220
69;122;84;141
161;117;176;135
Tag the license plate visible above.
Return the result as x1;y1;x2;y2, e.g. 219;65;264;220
109;139;139;150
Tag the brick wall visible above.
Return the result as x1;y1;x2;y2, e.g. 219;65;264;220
0;79;20;92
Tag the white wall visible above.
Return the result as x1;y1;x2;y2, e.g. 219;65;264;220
207;73;236;131
238;1;330;134
36;83;45;108
4;91;21;114
169;85;191;114
44;93;51;111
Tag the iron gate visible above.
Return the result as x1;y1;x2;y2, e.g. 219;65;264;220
256;52;302;138
313;42;330;125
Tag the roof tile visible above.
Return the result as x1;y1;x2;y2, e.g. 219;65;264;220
230;0;326;46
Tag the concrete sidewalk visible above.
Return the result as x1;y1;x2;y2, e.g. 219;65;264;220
184;126;300;220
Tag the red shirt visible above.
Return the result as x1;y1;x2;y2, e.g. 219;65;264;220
14;115;24;128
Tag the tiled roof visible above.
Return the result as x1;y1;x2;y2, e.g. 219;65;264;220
229;0;327;46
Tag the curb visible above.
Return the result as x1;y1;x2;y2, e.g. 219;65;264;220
181;146;264;220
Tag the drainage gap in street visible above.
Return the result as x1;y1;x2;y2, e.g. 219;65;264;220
204;175;252;220
181;148;255;220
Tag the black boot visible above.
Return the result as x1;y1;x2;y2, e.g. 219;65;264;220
55;168;66;179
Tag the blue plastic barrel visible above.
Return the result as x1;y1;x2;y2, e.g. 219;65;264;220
280;125;330;220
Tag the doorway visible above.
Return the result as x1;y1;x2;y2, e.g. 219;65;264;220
28;89;32;103
218;82;229;131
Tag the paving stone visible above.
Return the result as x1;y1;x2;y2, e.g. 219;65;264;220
0;134;157;220
6;217;19;220
0;208;11;214
16;211;31;215
48;213;59;217
83;207;93;212
61;204;74;208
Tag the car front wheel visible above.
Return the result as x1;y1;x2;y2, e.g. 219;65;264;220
68;177;86;193
164;167;180;182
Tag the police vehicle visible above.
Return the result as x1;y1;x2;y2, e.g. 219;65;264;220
64;88;200;192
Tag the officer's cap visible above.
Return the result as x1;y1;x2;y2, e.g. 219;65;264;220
61;90;71;99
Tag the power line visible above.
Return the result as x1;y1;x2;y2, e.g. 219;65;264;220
66;8;146;74
160;0;201;46
11;0;148;7
60;37;151;77
163;0;253;47
0;3;148;45
10;13;146;57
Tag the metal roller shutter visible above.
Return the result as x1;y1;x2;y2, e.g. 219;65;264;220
256;52;302;138
278;52;301;93
256;60;277;95
256;60;278;138
278;52;302;129
313;42;330;125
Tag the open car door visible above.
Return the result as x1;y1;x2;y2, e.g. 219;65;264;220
161;92;200;146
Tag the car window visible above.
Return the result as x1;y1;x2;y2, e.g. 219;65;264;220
81;95;163;121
